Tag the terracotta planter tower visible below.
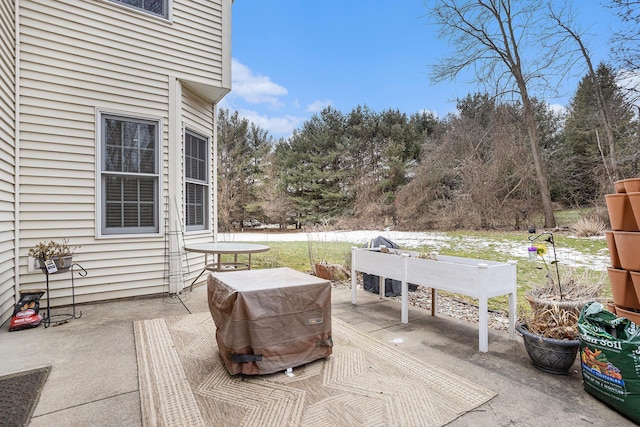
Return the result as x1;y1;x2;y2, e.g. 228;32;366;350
607;178;640;323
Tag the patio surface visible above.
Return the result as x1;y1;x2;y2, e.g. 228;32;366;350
0;284;634;426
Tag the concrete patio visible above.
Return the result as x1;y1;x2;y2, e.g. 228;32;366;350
0;284;634;426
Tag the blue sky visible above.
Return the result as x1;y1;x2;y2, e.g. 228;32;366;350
221;1;618;138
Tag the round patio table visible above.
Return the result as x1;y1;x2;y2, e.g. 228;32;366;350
184;242;270;287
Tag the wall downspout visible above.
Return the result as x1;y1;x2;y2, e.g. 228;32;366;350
167;75;182;294
213;0;232;242
212;102;218;242
13;0;21;304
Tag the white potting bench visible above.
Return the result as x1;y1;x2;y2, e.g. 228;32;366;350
351;247;517;352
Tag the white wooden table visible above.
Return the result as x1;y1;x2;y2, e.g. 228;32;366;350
351;247;517;352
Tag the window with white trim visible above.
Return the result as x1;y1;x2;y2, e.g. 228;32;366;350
184;129;209;231
100;113;160;235
108;0;169;19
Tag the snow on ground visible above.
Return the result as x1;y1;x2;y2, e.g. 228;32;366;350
219;229;610;271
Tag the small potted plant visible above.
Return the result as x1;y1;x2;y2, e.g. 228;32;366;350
28;239;77;273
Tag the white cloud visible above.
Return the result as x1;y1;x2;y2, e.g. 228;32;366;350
548;103;567;116
232;58;288;106
617;70;640;107
223;59;317;136
618;70;640;89
306;100;332;113
237;108;306;137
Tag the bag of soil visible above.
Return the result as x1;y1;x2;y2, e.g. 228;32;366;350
9;290;45;332
578;301;640;424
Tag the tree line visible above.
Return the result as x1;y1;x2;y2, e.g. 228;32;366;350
217;0;640;232
217;63;637;231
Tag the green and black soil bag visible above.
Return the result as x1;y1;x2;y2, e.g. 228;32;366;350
578;301;640;424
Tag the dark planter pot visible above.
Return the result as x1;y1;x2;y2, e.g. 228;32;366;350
516;322;580;375
37;255;74;274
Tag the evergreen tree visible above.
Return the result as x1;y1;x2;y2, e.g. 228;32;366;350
217;109;271;230
563;63;635;203
275;107;349;226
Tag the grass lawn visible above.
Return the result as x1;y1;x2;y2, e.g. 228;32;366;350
235;230;610;317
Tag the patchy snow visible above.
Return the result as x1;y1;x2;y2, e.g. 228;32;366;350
219;229;610;271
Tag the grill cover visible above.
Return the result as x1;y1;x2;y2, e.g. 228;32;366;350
207;267;332;375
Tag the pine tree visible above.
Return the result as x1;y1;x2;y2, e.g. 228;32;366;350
563;63;635;203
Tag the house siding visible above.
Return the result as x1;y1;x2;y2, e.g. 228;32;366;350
16;0;230;306
0;0;15;325
179;89;217;279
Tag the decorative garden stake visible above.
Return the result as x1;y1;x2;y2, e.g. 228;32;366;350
528;231;563;300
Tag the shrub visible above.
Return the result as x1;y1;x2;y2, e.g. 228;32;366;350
570;215;607;237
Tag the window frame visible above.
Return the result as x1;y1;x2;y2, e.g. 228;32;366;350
97;111;162;237
107;0;171;20
184;128;210;232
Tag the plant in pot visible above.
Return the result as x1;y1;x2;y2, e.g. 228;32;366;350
516;231;606;375
28;239;77;274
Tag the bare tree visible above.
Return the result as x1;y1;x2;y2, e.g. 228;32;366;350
395;95;539;230
548;4;619;183
610;0;640;76
427;0;578;228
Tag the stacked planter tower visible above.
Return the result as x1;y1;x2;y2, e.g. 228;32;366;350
605;178;640;323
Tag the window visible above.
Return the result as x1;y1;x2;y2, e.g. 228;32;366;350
100;113;160;235
109;0;169;19
184;129;209;231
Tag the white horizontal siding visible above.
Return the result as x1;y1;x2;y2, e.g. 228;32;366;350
44;284;167;308
0;171;14;195
16;0;229;307
24;0;224;84
0;0;14;325
179;89;216;286
183;92;215;130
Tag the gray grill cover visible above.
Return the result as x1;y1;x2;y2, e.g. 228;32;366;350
207;267;332;375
